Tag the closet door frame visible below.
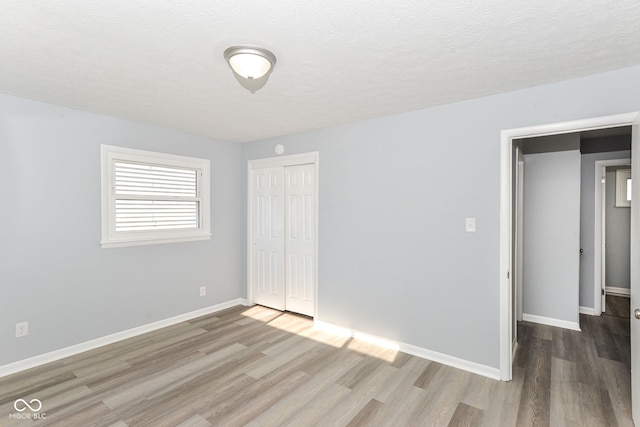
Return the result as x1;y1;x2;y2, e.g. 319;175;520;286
247;151;319;317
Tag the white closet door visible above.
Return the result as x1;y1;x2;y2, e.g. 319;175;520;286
284;164;315;317
252;167;285;310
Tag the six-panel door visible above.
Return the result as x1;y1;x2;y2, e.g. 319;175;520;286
284;164;315;317
252;167;286;311
252;164;316;317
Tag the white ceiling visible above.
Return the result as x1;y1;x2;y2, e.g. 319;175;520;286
2;1;640;143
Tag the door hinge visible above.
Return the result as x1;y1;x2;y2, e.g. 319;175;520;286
602;288;605;296
507;271;510;279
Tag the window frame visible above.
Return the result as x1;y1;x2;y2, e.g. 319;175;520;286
615;167;632;208
101;145;211;248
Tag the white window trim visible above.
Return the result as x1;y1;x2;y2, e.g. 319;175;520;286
101;145;211;248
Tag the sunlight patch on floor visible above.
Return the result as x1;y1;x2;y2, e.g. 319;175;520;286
314;321;400;362
240;305;283;322
240;305;400;360
345;339;398;363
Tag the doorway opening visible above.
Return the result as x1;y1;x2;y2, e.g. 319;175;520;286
512;130;631;334
499;112;639;381
515;136;583;336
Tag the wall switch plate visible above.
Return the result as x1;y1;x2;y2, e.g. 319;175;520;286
465;218;476;233
16;322;29;338
199;286;206;297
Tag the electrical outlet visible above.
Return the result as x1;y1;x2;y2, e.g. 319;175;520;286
16;322;29;338
199;286;206;297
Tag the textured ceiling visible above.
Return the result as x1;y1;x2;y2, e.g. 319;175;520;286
2;1;640;142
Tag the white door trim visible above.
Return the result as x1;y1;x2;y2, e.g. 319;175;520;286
512;147;524;360
247;152;319;317
515;148;524;323
595;158;631;315
630;119;640;425
499;112;640;381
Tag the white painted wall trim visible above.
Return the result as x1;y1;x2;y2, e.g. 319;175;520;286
499;112;640;381
606;286;631;297
0;298;248;379
499;124;514;381
522;313;581;331
314;320;501;380
249;152;319;169
579;306;599;316
594;158;631;315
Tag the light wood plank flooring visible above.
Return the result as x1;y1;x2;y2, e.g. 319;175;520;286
0;301;632;426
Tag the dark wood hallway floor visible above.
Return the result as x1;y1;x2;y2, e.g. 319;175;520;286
514;294;631;427
0;298;633;426
604;294;631;320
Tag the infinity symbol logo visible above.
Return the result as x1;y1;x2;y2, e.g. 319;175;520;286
14;398;42;412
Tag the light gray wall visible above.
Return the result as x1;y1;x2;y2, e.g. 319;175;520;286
242;65;640;369
522;151;581;323
5;64;640;371
0;94;243;366
579;150;631;308
606;167;631;288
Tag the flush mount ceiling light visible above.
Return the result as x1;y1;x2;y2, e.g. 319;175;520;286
224;46;276;80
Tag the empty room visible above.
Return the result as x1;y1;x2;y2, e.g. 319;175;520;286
2;2;640;426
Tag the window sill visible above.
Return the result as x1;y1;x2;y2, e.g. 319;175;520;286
101;234;212;249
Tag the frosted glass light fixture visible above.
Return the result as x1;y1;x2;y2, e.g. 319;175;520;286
224;46;276;80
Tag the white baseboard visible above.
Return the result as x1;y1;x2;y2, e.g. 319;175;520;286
606;286;631;297
579;306;599;316
522;313;581;331
314;320;500;381
0;298;249;379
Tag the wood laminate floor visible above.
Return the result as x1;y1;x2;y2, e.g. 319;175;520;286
604;295;631;320
0;302;632;427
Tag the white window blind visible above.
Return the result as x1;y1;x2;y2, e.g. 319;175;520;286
114;162;199;232
101;145;210;248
